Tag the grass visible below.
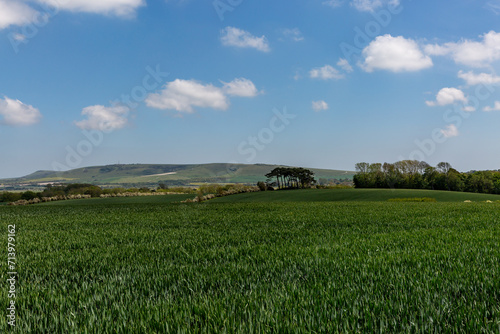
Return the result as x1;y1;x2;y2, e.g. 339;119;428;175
211;188;500;203
1;190;500;332
38;194;193;206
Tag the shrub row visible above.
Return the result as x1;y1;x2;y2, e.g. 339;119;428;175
8;194;92;206
99;192;180;198
182;184;260;203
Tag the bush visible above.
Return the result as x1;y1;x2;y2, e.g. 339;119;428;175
257;181;267;191
157;187;195;194
83;186;102;198
21;191;39;201
183;184;260;203
1;192;22;203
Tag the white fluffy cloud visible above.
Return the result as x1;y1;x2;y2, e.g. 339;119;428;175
0;0;144;29
145;78;258;113
337;58;353;72
310;65;344;80
484;101;500;111
440;124;459;138
0;96;41;126
38;0;144;16
0;0;39;29
75;105;129;131
220;27;270;52
458;70;500;85
312;100;329;112
425;31;500;68
222;78;259;97
361;35;433;72
426;88;467;107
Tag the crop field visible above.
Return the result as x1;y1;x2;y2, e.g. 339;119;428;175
1;191;500;333
211;188;500;203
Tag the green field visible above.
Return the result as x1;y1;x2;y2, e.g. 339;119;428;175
1;190;500;332
37;194;193;206
212;188;500;203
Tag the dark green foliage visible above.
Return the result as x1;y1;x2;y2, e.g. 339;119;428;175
20;191;38;200
0;192;22;203
257;181;267;191
265;167;316;189
354;160;500;195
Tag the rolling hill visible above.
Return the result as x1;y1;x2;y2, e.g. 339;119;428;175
0;163;355;189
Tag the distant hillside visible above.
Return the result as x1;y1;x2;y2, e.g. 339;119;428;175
0;163;355;189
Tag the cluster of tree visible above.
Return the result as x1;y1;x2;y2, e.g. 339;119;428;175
42;183;105;198
353;160;500;194
265;167;316;189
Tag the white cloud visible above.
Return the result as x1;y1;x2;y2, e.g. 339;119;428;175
310;65;344;80
0;96;41;126
458;70;500;85
361;35;433;72
222;78;259;97
352;0;381;11
75;105;129;131
0;0;39;29
352;0;395;12
37;0;145;17
323;0;399;11
282;28;304;42
0;0;144;29
146;80;228;113
484;101;500;111
426;88;467;107
337;58;353;72
440;124;459;138
220;27;270;52
312;100;329;112
425;31;500;68
146;78;259;113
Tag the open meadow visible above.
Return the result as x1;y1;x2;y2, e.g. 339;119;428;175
1;189;500;333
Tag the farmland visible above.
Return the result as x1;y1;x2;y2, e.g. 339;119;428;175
1;190;500;332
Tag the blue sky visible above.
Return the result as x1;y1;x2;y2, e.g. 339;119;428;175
1;0;500;178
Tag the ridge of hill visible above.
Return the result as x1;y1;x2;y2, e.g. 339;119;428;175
0;163;355;189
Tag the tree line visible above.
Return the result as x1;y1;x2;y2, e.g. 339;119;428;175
264;167;316;189
0;183;196;203
353;160;500;194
